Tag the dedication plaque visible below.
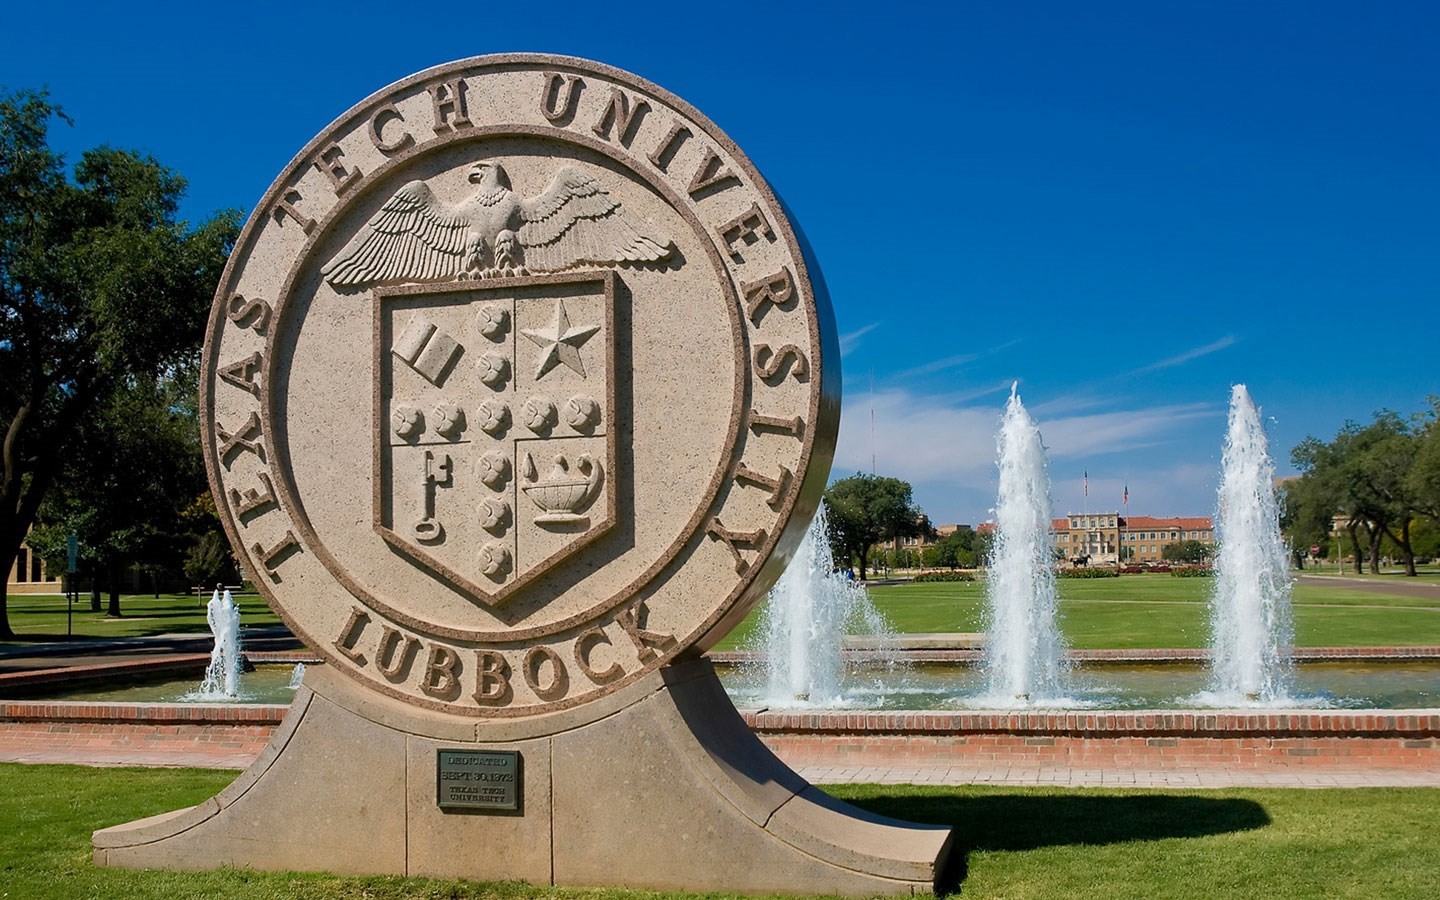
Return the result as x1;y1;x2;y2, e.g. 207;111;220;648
200;53;838;718
436;749;520;811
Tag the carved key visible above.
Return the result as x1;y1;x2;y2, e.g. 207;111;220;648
411;450;452;544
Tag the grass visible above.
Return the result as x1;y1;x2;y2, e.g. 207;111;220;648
1;764;1436;899
712;574;1440;650
0;592;282;644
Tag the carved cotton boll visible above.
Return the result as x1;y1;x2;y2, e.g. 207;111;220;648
476;400;510;435
476;304;509;338
432;401;465;438
476;353;510;388
523;396;557;432
565;395;600;431
392;404;424;439
478;542;512;578
477;498;512;533
477;451;511;488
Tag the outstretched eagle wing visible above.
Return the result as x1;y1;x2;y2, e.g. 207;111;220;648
517;167;673;273
322;181;470;287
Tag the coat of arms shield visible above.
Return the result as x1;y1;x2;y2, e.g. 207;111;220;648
374;272;617;606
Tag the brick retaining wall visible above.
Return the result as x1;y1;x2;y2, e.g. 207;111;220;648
740;709;1440;772
3;701;1438;774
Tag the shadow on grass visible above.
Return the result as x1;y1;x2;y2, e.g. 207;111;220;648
849;792;1270;894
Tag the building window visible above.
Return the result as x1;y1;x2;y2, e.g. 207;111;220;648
13;548;27;584
30;554;41;582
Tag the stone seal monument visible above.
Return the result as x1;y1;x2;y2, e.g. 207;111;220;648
94;54;953;894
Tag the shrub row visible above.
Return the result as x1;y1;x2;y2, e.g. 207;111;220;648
911;571;977;583
1170;566;1216;577
1056;567;1120;578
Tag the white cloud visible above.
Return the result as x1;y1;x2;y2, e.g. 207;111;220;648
838;322;880;357
830;387;1222;521
1133;335;1238;373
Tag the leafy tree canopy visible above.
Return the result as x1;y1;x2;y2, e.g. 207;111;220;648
823;473;925;580
0;89;239;636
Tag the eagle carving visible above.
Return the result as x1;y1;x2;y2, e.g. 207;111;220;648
322;161;674;287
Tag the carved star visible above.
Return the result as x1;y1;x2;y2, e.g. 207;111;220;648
520;300;601;380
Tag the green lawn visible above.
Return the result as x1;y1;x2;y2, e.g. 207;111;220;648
713;575;1440;650
1;764;1435;899
0;592;282;643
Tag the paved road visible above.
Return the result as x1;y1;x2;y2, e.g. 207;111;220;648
0;626;303;674
1295;574;1440;602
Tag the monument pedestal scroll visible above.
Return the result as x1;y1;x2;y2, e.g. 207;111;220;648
95;53;953;894
96;662;951;893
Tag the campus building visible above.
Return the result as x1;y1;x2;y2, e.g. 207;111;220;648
1050;513;1215;565
5;536;60;595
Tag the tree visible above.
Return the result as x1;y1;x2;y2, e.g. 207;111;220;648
823;474;925;580
28;369;209;615
0;90;238;637
1161;540;1212;563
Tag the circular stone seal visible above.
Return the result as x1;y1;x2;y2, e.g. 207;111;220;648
201;54;838;717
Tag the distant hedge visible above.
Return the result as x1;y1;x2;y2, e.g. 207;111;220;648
1057;567;1120;578
911;571;976;583
1171;566;1216;577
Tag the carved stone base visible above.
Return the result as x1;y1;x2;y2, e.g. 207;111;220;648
93;660;953;895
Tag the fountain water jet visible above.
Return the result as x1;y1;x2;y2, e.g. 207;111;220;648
754;503;901;707
197;586;243;698
981;385;1069;704
1206;384;1295;704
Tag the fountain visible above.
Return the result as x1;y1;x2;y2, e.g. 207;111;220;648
196;586;243;698
752;504;901;707
1205;384;1296;704
981;384;1069;704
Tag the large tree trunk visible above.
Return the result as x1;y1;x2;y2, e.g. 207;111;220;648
0;580;11;641
1345;521;1361;574
857;548;869;581
106;560;122;618
90;566;102;613
1366;526;1382;574
1385;519;1418;577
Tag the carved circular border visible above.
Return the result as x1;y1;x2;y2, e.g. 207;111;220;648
200;54;840;716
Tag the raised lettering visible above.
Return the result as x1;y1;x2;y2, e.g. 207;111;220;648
421;643;461;699
226;294;272;335
615;602;676;663
368;102;414;154
429;79;471;134
252;530;301;583
574;627;624;684
754;344;810;384
539;72;584;124
734;462;793;509
333;607;370;665
271;189;316;234
473;650;512;706
749;410;805;438
717;202;774;262
647;120;691;173
375;625;419;680
688;146;740;198
227;471;277;524
742;267;796;326
591;86;649;148
312;141;362;196
218;351;263;398
705;519;767;575
523;645;569;701
216;411;265;468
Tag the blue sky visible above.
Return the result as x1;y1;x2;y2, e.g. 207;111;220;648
5;1;1436;526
